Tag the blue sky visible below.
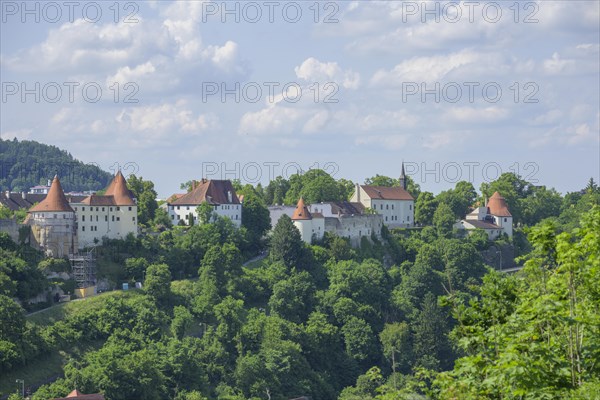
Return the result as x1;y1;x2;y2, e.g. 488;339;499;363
1;1;599;198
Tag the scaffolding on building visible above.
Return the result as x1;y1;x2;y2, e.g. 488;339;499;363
70;248;96;289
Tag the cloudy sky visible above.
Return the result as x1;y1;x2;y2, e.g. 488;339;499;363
1;0;599;197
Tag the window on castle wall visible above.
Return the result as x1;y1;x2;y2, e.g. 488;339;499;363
129;207;132;211
105;216;108;222
117;207;120;211
117;217;120;221
102;207;105;211
82;215;85;222
82;226;85;231
96;207;99;211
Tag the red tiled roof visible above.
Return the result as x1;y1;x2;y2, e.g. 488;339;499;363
167;193;185;203
361;185;414;201
29;176;74;213
487;192;512;217
463;220;500;230
104;171;135;206
170;179;240;205
330;201;366;215
292;198;312;220
52;389;105;400
81;195;117;206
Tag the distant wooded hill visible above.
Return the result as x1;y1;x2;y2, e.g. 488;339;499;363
0;138;112;192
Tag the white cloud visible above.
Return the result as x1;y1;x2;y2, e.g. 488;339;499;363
239;105;307;136
116;101;218;135
295;57;360;89
422;133;453;150
443;106;509;123
107;62;156;85
371;50;481;85
543;53;576;75
355;134;409;150
531;109;563;125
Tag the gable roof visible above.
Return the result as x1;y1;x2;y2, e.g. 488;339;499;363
81;195;118;206
487;192;512;217
1;192;45;211
329;201;366;215
52;389;105;400
462;220;501;230
170;179;240;205
292;198;312;220
361;185;414;201
103;171;135;206
29;176;74;213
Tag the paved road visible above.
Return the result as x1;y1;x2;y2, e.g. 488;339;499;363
243;252;268;266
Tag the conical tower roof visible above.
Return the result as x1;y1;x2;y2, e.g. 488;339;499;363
486;191;512;217
29;176;74;213
104;171;135;206
292;198;312;220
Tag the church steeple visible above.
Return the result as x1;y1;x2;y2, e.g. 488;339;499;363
399;162;407;190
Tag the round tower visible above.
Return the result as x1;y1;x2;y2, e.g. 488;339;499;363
28;176;77;257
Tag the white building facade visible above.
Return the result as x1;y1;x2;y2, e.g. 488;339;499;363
289;199;383;246
167;179;242;227
351;184;414;228
72;171;138;248
455;192;513;240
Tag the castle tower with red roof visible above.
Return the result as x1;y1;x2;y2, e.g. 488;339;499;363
291;198;324;243
27;175;77;257
486;191;513;237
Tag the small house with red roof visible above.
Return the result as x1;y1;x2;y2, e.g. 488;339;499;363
455;191;513;239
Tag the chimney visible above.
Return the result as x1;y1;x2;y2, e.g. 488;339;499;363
47;179;51;186
227;190;232;203
355;183;361;202
22;191;26;200
4;190;9;198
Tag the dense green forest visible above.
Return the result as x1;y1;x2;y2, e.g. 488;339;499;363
1;159;599;399
0;138;112;192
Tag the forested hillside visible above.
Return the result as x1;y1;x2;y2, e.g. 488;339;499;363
0;138;112;192
1;169;599;400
